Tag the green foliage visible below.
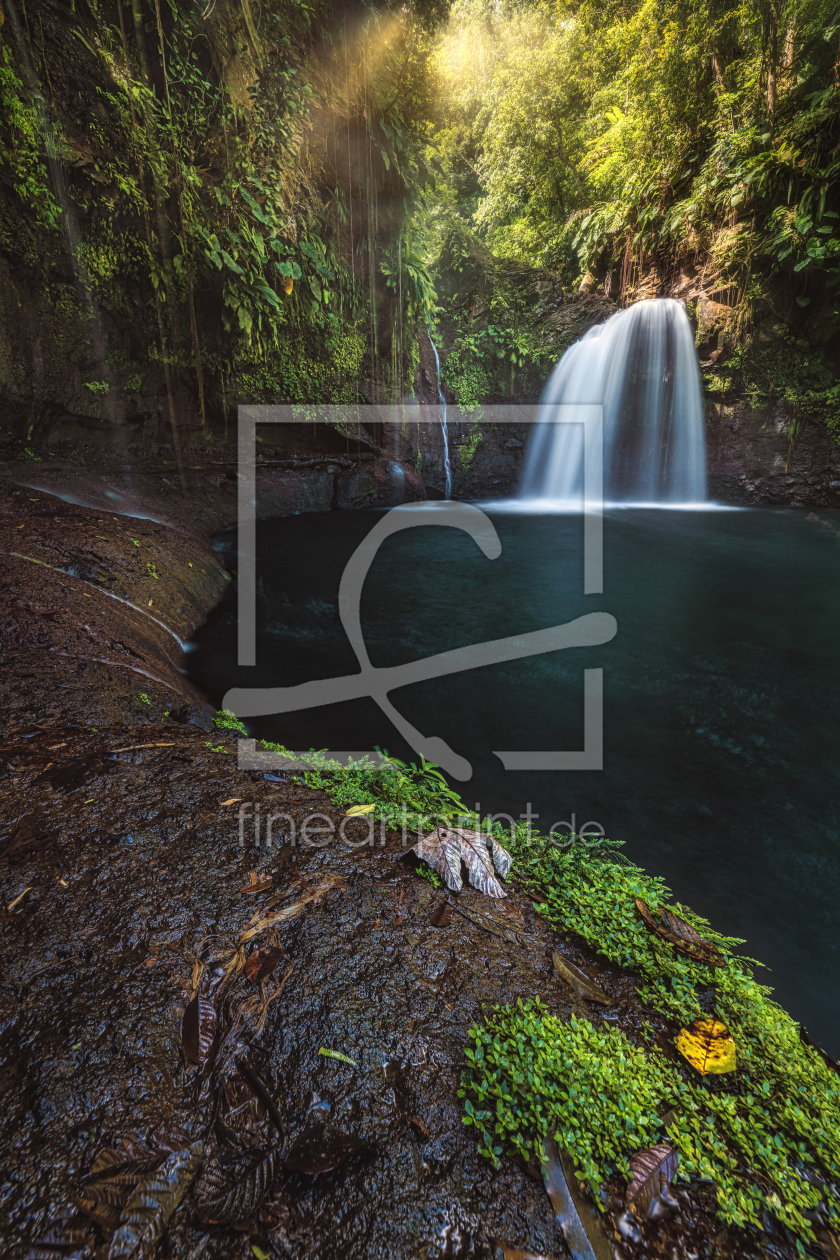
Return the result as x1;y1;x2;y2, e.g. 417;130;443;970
707;333;840;435
257;742;474;832
461;1001;675;1181
0;0;448;424
0;46;61;231
220;323;366;404
416;862;444;888
442;322;554;407
429;0;840;417
381;235;437;324
459;831;840;1241
214;708;248;736
457;421;483;464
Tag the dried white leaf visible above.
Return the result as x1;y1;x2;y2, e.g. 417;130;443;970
411;828;512;899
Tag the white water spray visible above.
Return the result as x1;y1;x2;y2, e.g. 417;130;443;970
521;299;706;503
428;334;452;499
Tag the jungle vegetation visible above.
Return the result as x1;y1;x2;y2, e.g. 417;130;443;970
0;0;838;443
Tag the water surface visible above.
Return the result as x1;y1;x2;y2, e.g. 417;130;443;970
189;506;840;1055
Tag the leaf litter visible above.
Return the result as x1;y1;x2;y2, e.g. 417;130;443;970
283;1121;375;1175
193;1133;280;1231
429;899;452;927
411;827;512;899
181;995;217;1066
625;1143;680;1219
244;944;285;984
541;1136;611;1260
69;1136;204;1258
635;897;726;968
239;870;273;894
108;1141;204;1259
552;952;613;1005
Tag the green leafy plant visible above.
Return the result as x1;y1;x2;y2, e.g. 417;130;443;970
458;831;840;1242
416;862;443;889
214;708;248;736
461;1001;676;1182
256;742;475;834
0;47;61;231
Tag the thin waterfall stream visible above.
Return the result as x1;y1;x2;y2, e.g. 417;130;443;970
429;332;452;499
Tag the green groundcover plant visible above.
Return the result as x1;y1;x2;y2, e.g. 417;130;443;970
461;832;840;1243
213;713;840;1243
213;711;473;833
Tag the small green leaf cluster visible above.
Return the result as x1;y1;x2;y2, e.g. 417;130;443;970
256;743;474;834
213;708;248;736
416;862;443;889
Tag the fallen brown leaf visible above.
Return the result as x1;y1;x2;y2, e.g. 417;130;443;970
244;945;285;984
552;952;613;1005
429;900;452;927
239;871;272;894
409;1116;428;1139
635;898;725;968
193;1142;279;1231
108;1142;204;1258
626;1143;680;1219
181;995;217;1065
412;827;511;899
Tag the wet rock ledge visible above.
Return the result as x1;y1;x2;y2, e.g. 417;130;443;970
0;468;828;1260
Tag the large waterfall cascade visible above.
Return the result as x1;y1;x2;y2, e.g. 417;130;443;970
521;298;707;504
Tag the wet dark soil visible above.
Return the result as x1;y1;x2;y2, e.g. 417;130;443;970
0;465;826;1260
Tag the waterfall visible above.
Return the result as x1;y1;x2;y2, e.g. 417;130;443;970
521;298;707;503
428;334;452;499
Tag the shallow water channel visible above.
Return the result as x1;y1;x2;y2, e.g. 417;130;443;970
189;505;840;1056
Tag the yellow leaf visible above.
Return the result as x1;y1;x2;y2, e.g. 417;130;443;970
676;1018;736;1075
284;277;294;295
221;798;243;806
344;803;376;816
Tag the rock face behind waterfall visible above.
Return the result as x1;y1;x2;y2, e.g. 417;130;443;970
522;299;707;504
